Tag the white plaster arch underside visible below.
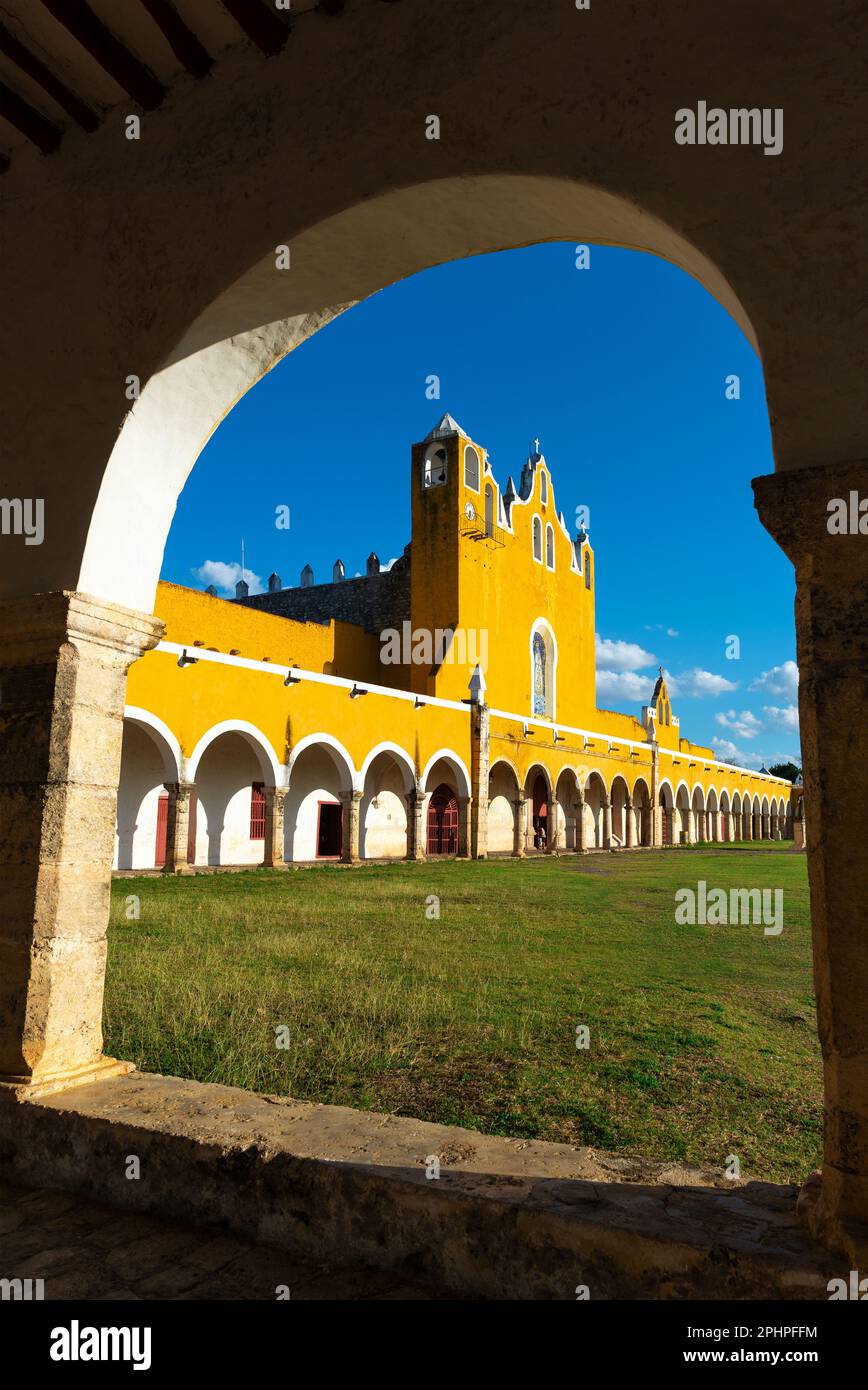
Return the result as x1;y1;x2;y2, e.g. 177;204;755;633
73;174;759;614
421;748;471;798
288;733;356;793
358;742;417;793
187;719;282;786
123;705;182;781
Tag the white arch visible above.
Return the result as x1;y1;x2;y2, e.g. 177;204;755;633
674;780;691;805
690;781;707;805
582;768;609;798
420;748;471;798
288;732;356;792
359;741;417;793
657;777;675;806
123;705;182;781
720;788;731;811
525;762;554;796
489;754;522;787
187;719;282;786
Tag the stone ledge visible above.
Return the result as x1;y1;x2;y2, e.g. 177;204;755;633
0;1071;841;1300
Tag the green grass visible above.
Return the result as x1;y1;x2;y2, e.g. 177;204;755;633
105;846;820;1183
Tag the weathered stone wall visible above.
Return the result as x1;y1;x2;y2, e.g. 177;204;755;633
236;552;410;634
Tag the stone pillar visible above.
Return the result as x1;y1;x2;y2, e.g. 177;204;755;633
575;794;585;851
163;780;195;874
405;786;426;861
685;808;694;844
0;592;162;1099
263;787;287;867
602;798;612;849
745;809;753;840
470;702;489;859
457;795;471;857
513;796;527;857
755;460;868;1260
547;796;560;852
341;789;362;863
625;796;635;847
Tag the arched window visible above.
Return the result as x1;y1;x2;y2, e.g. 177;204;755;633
485;484;494;537
464;445;480;491
423;444;447;489
545;523;555;569
531;622;556;719
540;470;548;505
585;553;592;589
532;632;547;716
532;515;542;562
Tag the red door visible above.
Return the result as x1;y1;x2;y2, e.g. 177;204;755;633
426;784;458;855
155;792;169;867
660;799;672;845
317;801;343;858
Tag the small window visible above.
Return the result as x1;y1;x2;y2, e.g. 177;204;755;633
250;783;266;839
532;515;542;562
585;553;592;589
545;524;555;569
540;470;548;505
464;445;480;491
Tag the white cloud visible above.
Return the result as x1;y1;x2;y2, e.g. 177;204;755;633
596;669;657;703
763;703;799;731
711;738;764;770
192;560;264;597
643;623;679;637
673;668;738;698
666;628;679;638
595;635;657;671
715;708;763;740
749;660;799;697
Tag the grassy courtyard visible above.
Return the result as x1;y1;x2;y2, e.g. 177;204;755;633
105;847;820;1184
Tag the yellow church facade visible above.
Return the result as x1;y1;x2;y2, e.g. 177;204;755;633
117;415;798;870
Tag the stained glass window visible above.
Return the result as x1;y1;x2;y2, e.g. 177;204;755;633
533;631;546;716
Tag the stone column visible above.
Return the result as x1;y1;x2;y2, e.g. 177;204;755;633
470;702;489;859
602;798;612;849
547;796;560;852
263;787;287;867
163;780;195;874
0;591;162;1100
575;794;585;851
625;796;635;847
405;787;426;861
341;789;362;863
513;796;527;857
755;460;868;1260
457;795;471;857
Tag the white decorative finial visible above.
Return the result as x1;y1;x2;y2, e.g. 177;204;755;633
468;663;487;703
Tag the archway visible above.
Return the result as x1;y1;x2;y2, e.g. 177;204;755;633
632;777;651;847
657;781;675;847
114;714;181;871
555;767;581;851
488;759;520;855
675;784;692;845
610;776;630;849
691;785;707;843
359;746;415;860
706;788;720;843
427;784;459;857
192;729;275;868
583;771;609;850
423;753;470;857
529;771;550;852
285;738;354;862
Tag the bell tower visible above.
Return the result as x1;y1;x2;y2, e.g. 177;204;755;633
410;413;484;695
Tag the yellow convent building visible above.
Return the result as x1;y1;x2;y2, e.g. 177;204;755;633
118;415;798;870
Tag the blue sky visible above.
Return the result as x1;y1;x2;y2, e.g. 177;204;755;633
163;242;800;771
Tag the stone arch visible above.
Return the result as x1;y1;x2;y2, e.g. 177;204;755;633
675;782;692;845
188;719;281;787
706;787;720;842
487;757;520;856
631;775;652;847
285;736;355;863
524;762;553;852
114;711;182;871
582;770;609;850
359;744;416;860
421;749;471;800
719;788;732;841
190;727;277;868
555;765;581;851
610;775;631;848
